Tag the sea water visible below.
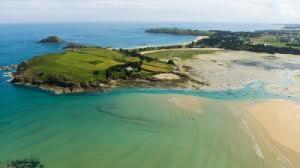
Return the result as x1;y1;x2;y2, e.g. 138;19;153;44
0;22;292;167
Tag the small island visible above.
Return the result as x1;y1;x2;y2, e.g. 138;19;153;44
38;36;63;44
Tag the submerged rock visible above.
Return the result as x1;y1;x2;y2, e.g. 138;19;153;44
0;64;17;71
38;36;63;44
5;159;44;168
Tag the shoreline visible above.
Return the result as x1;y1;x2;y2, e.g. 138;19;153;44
126;35;202;50
12;76;193;94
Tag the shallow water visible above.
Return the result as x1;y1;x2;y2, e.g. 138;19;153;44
0;90;291;168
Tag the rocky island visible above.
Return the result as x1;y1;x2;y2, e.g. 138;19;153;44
38;35;63;44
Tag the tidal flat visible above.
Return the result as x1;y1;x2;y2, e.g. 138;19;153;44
179;50;300;97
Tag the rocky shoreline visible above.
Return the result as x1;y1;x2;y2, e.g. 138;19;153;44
11;60;193;94
12;77;193;94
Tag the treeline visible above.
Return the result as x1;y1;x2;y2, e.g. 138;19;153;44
287;43;300;47
134;45;185;52
145;28;215;36
104;49;156;80
105;61;143;80
119;48;157;62
188;31;300;55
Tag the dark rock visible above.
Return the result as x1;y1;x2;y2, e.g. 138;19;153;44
80;81;91;88
7;158;44;168
16;61;30;72
38;36;63;44
167;60;175;65
63;42;86;49
11;75;23;83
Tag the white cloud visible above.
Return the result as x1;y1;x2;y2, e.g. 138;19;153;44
0;0;299;23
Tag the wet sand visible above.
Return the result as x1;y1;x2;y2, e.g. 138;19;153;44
167;95;203;112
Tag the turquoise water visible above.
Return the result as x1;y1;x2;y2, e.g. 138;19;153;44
0;86;293;167
0;23;294;167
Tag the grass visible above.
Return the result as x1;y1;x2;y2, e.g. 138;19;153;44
144;49;217;60
21;48;172;85
250;35;287;47
142;61;172;73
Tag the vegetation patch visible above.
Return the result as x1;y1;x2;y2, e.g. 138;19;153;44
189;30;300;55
144;49;217;60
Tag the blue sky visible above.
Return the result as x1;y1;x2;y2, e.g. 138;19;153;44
0;0;299;23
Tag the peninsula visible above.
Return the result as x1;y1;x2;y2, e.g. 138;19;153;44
145;28;300;54
145;28;215;36
11;47;188;94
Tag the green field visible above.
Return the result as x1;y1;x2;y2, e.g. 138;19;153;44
144;49;217;60
250;35;300;50
250;35;287;47
18;47;172;85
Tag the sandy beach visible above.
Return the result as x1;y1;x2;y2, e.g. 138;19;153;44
153;73;180;80
140;47;220;55
194;36;209;42
245;99;300;154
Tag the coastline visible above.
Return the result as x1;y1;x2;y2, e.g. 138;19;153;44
126;35;201;50
12;76;192;94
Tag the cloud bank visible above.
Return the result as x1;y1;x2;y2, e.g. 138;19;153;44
0;0;299;23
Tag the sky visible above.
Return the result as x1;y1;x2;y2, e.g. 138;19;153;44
0;0;299;23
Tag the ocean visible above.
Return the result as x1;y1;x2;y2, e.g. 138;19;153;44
0;22;291;168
